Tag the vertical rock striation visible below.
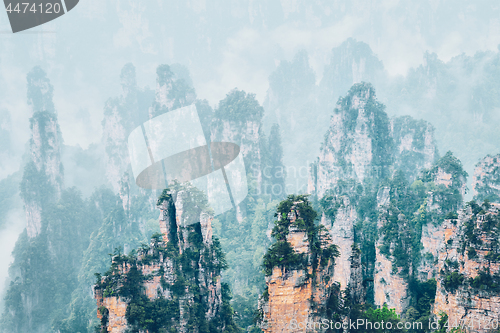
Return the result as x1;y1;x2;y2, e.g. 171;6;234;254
259;196;339;332
309;83;393;204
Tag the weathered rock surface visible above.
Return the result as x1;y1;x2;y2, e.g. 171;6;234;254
262;264;315;332
259;198;338;333
95;295;129;333
292;81;500;332
431;151;500;330
434;202;500;332
94;184;234;333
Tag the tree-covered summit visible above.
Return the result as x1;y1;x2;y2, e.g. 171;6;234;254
215;89;264;122
262;194;339;276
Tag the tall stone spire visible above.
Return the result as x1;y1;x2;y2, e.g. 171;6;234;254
20;67;63;238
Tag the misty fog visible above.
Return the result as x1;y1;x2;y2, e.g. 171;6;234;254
0;1;499;332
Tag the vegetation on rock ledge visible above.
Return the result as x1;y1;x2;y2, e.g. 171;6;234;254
262;194;339;276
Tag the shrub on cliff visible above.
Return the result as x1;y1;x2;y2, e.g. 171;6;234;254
442;272;464;292
262;240;306;275
262;195;339;276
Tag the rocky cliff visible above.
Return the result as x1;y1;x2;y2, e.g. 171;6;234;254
308;83;441;311
391;116;438;182
102;63;197;193
433;201;500;332
205;88;288;329
94;183;238;333
308;83;393;198
431;155;500;332
1;65;203;333
259;155;469;330
20;67;64;239
100;63;202;234
258;195;339;332
3;66;65;330
100;72;282;331
253;82;498;332
281;81;500;332
149;64;196;119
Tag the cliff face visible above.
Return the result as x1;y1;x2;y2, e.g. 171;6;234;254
320;196;357;293
373;155;467;321
431;155;500;332
2;67;102;333
259;67;500;333
434;202;500;332
307;83;440;312
150;65;196;119
102;63;197;193
373;200;411;314
3;65;248;333
309;83;439;199
299;81;500;330
418;220;457;281
95;183;237;333
20;67;63;238
260;82;500;333
259;196;339;332
310;85;380;198
209;89;271;231
206;89;288;328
